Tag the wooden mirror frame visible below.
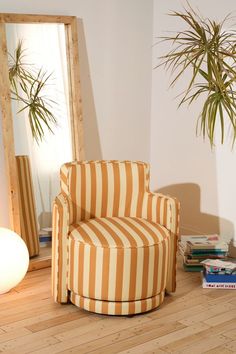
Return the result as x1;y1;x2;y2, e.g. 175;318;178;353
0;13;85;235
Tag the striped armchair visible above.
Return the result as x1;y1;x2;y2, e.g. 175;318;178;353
52;161;179;315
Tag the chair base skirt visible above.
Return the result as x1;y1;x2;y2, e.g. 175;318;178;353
70;290;165;315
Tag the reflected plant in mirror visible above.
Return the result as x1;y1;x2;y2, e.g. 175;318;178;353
8;40;57;143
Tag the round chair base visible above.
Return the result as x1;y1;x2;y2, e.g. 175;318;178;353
70;290;165;315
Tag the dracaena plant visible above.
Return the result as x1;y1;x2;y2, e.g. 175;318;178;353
157;4;236;147
8;40;57;144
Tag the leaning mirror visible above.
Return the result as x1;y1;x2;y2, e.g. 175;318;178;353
0;14;84;270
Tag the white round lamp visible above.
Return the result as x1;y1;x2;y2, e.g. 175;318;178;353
0;228;29;294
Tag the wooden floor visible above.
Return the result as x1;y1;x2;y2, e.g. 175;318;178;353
0;258;236;354
28;245;52;272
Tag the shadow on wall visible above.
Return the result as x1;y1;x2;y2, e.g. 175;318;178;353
77;19;102;160
157;183;234;242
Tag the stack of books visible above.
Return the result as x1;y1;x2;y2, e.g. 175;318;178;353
179;235;228;272
201;259;236;289
39;227;52;248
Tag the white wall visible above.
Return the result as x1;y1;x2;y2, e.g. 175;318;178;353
151;0;236;244
0;0;153;228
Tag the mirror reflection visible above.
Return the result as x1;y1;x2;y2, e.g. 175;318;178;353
6;23;73;261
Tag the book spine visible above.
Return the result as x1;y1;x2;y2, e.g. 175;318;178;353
202;282;236;289
39;241;52;248
191;250;227;254
39;236;52;242
204;274;236;283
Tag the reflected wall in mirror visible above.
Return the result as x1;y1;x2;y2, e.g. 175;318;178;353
0;14;85;270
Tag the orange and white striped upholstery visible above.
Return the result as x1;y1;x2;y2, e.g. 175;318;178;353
52;161;180;315
16;155;39;257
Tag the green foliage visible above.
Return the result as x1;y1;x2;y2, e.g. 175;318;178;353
8;40;57;143
157;4;236;147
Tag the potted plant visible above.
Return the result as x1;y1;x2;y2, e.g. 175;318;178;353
157;4;236;147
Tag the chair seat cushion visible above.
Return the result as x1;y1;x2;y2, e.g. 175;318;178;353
69;216;169;248
68;217;170;302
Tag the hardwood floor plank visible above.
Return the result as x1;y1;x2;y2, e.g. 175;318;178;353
161;318;236;353
137;350;167;354
0;302;75;326
205;345;234;353
0;335;59;353
203;310;236;327
224;340;236;352
0;315;99;352
113;323;210;354
160;330;209;353
172;333;229;354
206;319;236;336
147;297;208;319
0;286;50;305
0;297;53;318
229;297;236;306
0;306;78;332
39;314;101;337
25;310;90;332
0;292;50;312
57;320;185;354
32;315;151;354
207;292;236;306
222;327;236;340
179;302;235;326
0;328;32;344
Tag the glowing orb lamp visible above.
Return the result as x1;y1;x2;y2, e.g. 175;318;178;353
0;228;29;294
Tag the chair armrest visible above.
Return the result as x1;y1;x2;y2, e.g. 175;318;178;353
141;192;180;293
141;192;180;236
53;193;71;239
52;193;71;303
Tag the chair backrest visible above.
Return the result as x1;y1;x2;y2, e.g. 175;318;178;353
60;160;150;222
